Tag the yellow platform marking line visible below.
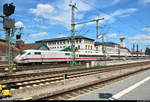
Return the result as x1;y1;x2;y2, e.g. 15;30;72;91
21;97;32;100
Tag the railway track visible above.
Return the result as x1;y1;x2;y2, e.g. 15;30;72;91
0;61;149;82
0;63;84;73
0;61;150;91
36;67;149;100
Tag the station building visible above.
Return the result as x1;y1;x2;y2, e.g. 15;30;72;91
36;36;131;56
36;35;95;53
94;42;131;56
94;37;131;56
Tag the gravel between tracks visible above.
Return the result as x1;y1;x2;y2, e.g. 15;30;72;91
5;63;150;100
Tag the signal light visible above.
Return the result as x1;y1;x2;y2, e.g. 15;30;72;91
16;35;21;39
3;3;15;16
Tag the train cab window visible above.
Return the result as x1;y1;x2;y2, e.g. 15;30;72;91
34;52;41;55
20;51;26;55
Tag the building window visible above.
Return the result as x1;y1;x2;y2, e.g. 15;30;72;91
63;41;65;44
78;45;80;49
96;47;98;51
85;45;87;50
76;40;78;44
67;40;69;44
88;45;90;50
63;46;65;48
60;46;62;48
79;39;81;43
91;46;92;50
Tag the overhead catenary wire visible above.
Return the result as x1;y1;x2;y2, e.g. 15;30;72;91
81;0;147;34
68;1;129;41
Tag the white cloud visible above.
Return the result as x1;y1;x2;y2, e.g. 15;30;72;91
94;8;137;24
128;34;150;44
15;21;25;28
34;17;43;22
29;0;134;29
30;32;48;38
29;0;93;29
27;25;48;30
30;4;54;17
143;0;150;4
139;0;150;5
57;34;67;38
142;27;150;31
111;0;120;5
113;8;137;17
107;33;117;38
76;1;92;11
99;0;120;8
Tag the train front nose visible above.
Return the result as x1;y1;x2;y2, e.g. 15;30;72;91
13;58;19;64
14;56;22;64
13;59;18;64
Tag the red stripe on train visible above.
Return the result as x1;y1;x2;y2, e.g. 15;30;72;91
20;57;107;61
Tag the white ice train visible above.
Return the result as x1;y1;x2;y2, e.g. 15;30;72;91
14;50;147;65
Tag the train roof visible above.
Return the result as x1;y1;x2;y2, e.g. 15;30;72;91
36;35;94;43
22;50;103;55
23;49;61;52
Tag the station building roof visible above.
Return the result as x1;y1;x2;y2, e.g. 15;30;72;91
94;41;131;52
36;35;94;43
95;42;119;47
24;42;41;50
0;38;6;42
0;39;20;56
131;51;145;54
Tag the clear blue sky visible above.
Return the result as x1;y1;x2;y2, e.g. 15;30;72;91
0;0;150;51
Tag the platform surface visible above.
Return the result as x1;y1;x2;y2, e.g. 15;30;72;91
70;68;150;100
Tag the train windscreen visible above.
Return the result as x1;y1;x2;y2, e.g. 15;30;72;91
19;51;26;55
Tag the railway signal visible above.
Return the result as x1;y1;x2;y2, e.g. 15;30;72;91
3;3;15;16
0;3;16;74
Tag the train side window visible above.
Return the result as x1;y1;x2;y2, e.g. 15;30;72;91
65;53;70;55
27;53;31;55
34;52;41;55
